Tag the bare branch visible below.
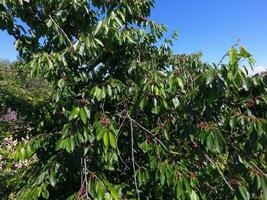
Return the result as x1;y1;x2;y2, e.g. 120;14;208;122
217;167;235;192
128;115;172;154
204;154;235;192
128;113;140;200
86;169;108;190
77;158;92;200
117;116;131;170
250;161;267;178
115;111;179;155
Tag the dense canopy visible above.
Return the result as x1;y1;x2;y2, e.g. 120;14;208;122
0;0;267;199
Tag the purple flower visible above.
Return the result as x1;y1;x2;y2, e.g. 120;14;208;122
0;108;17;122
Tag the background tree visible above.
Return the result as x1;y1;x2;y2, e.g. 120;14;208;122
0;59;50;198
0;0;266;199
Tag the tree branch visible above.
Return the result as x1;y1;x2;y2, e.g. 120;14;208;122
204;154;235;192
128;115;175;154
216;43;239;67
250;161;267;178
128;113;140;200
49;15;72;47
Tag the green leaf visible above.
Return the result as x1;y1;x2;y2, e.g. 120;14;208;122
139;98;146;110
242;78;251;91
206;70;214;85
80;107;88;124
19;147;26;161
37;172;46;185
206;134;212;151
190;191;199;200
56;89;61;102
160;172;165;185
58;79;65;89
152;98;160;114
103;132;109;147
94;21;102;35
46;19;53;27
95;38;104;47
230;117;236;129
79;43;85;56
96;127;104;141
238;185;250;200
139;141;153;153
65;137;75;153
108;132;116;149
84;106;91;119
240;46;251;58
109;186;119;200
152;105;160;114
42;188;49;199
176;180;183;199
47;58;53;69
162;99;168;109
261;177;267;200
177;77;184;90
25;143;33;157
49;172;56;187
114;16;123;28
107;85;112;96
229;48;238;65
94;86;104;101
172;97;180;109
70;107;80;120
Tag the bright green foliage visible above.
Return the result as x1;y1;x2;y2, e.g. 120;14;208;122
0;0;267;199
0;60;50;198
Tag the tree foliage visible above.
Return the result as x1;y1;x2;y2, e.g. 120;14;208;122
0;59;50;198
0;0;267;199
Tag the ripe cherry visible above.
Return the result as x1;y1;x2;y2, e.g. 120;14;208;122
197;122;206;129
246;99;255;108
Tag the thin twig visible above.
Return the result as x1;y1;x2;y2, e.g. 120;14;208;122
86;169;108;190
129;116;171;154
115;111;179;155
118;151;131;170
204;154;215;166
250;161;267;178
128;113;140;200
84;158;91;200
117;116;131;170
77;158;92;200
216;43;239;67
49;15;73;47
217;167;235;192
204;154;235;191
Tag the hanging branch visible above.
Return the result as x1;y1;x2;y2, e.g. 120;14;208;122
77;158;92;200
86;169;108;190
128;113;140;200
128;116;170;153
115;110;179;155
128;114;179;155
117;116;131;170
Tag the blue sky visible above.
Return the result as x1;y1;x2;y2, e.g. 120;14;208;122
1;0;266;72
150;0;267;73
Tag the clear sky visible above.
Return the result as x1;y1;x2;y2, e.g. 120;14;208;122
0;0;266;73
150;0;267;73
